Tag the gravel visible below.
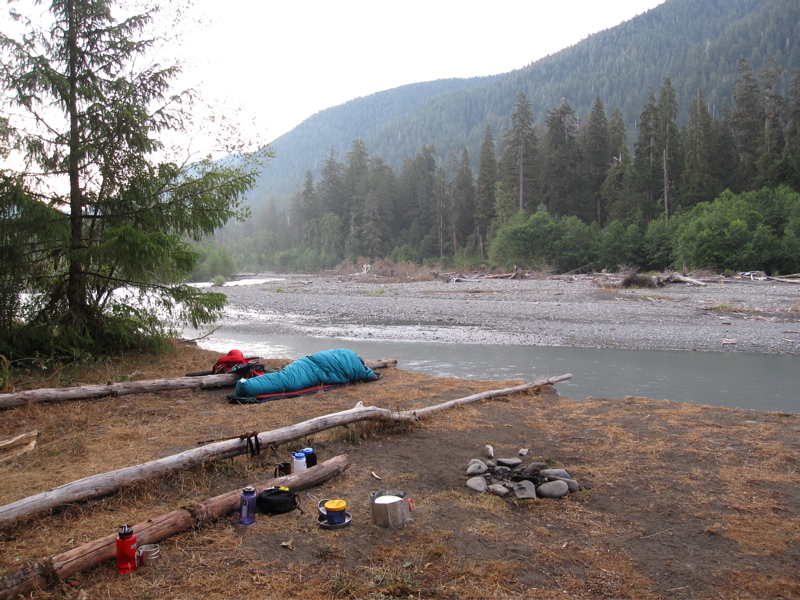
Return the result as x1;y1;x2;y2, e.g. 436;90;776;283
214;273;800;356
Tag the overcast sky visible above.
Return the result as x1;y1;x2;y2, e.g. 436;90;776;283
1;0;668;157
179;0;668;145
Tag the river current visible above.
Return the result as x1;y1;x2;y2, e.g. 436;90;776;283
187;327;800;414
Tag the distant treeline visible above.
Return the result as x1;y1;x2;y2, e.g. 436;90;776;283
199;59;800;278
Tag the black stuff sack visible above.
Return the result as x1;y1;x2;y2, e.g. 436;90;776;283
257;486;302;516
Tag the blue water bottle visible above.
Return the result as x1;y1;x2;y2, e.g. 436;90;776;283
239;486;257;524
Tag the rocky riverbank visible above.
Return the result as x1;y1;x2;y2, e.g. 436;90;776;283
215;272;800;355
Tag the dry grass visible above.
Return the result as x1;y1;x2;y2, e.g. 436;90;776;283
0;345;798;599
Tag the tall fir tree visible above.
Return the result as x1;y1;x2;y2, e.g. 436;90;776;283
0;0;261;354
787;70;800;188
755;58;787;188
634;90;661;221
499;92;538;212
450;147;476;254
602;109;636;224
731;59;765;190
543;98;586;219
474;124;497;259
657;78;681;217
682;88;717;208
582;96;612;225
317;148;346;218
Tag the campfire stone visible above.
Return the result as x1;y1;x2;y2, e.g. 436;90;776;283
492;466;513;479
540;468;571;479
513;480;537;499
466;460;488;475
486;461;496;469
467;476;488;492
485;445;494;459
488;484;511;497
523;462;549;474
537;480;569;498
496;458;523;468
549;476;580;493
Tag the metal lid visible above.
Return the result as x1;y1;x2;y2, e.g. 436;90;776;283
243;486;256;494
118;524;133;538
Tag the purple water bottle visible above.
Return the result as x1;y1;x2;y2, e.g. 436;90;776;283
239;486;257;524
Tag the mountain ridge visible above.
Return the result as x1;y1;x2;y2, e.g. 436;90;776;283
247;0;800;208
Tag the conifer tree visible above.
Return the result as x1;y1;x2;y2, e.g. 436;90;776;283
657;78;681;217
731;59;765;189
499;92;538;212
433;166;449;257
787;70;800;186
543;98;585;219
755;58;787;188
0;0;263;355
582;96;612;225
602;110;636;224
682;88;717;208
450;147;476;254
634;90;661;221
474;124;497;259
317;148;346;218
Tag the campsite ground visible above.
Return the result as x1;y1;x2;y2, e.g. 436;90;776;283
0;271;799;599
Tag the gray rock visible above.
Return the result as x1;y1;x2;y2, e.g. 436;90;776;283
466;476;488;492
536;480;569;498
513;480;537;499
466;460;488;475
523;462;549;474
488;484;511;497
518;448;529;456
486;460;496;469
549;476;580;493
485;444;494;459
496;458;523;468
540;468;571;479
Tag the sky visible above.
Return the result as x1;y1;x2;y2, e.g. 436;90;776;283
0;0;667;157
178;0;668;146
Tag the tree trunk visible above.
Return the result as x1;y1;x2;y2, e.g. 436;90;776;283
0;373;570;528
0;359;397;410
0;455;350;600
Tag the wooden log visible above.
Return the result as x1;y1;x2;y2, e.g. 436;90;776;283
0;373;571;528
0;431;38;463
0;358;397;410
0;455;350;600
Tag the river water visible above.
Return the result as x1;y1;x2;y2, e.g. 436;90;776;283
187;328;800;414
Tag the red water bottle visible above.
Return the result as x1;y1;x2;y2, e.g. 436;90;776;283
116;525;137;574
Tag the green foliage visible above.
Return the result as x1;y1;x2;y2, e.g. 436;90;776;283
0;0;264;360
673;187;800;272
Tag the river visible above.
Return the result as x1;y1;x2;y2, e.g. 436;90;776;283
186;327;800;414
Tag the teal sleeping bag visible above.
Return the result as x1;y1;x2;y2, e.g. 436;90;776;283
233;348;379;399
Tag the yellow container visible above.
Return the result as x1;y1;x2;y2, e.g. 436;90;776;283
324;499;347;525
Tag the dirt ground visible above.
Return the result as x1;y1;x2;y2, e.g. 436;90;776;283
0;345;799;599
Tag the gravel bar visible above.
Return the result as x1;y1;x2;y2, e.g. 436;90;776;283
215;274;800;355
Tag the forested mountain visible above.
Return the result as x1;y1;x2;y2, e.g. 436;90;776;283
246;0;800;207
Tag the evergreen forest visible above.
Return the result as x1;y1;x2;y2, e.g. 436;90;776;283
205;57;800;278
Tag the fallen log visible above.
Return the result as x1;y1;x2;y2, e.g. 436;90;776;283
662;272;707;286
0;358;397;410
0;455;350;600
0;431;38;463
0;373;570;528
